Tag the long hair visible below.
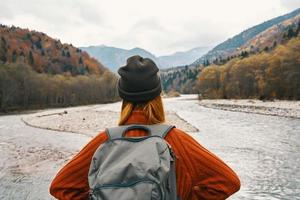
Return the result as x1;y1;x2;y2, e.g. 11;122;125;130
118;95;165;125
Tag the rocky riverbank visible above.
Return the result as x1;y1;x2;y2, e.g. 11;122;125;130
22;101;198;137
198;99;300;119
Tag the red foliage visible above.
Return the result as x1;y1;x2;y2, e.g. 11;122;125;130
0;24;107;76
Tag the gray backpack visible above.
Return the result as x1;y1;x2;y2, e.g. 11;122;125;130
88;124;178;200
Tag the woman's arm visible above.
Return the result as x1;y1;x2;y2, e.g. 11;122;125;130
49;132;108;200
167;129;240;200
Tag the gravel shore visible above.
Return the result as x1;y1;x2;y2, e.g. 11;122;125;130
22;101;198;137
22;98;300;135
198;99;300;119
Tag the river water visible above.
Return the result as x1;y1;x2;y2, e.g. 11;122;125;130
0;95;299;199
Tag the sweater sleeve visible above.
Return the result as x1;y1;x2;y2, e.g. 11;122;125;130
49;132;108;200
167;129;240;200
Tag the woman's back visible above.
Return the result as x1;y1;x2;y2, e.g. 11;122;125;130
50;110;240;199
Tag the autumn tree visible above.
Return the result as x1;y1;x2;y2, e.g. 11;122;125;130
197;37;300;100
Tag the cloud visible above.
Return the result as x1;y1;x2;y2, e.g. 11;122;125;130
0;3;13;20
280;0;300;11
0;0;297;55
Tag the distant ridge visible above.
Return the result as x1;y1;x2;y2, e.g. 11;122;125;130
191;8;300;66
81;45;210;71
80;45;158;72
158;46;210;68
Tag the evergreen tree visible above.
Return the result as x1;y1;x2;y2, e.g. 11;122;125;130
1;36;6;45
264;46;269;51
20;51;25;56
203;60;210;66
35;37;42;49
0;37;7;62
23;33;31;40
296;20;300;36
79;57;83;64
241;51;249;58
29;51;34;65
12;50;17;63
206;60;210;66
273;41;277;49
66;51;71;57
287;27;295;38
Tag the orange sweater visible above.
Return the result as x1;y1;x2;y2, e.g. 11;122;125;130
50;111;240;200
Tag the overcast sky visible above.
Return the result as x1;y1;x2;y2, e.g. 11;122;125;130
0;0;300;56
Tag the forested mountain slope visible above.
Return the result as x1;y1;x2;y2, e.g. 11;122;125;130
0;24;107;75
0;25;118;112
191;8;300;66
161;9;300;94
197;36;300;100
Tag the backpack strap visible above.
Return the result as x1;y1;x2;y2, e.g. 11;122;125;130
169;156;178;200
147;124;175;138
105;124;175;140
105;126;127;140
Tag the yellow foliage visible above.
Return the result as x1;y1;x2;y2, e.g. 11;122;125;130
197;37;300;99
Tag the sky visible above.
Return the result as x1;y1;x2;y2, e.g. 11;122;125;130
0;0;300;56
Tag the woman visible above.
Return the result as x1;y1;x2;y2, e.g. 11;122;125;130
50;55;240;200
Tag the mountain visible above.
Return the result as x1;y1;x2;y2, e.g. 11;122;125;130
81;9;300;72
80;45;158;72
158;47;210;68
161;8;300;94
0;24;118;112
240;13;300;53
199;11;300;65
191;8;300;66
0;24;108;75
81;45;211;71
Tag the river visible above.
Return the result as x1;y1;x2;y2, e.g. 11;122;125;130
0;95;299;199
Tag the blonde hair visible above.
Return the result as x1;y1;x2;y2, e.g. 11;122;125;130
118;95;165;125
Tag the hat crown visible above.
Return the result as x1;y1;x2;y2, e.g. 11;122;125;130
117;55;162;103
118;55;158;77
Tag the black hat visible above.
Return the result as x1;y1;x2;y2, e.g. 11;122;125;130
117;55;162;103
